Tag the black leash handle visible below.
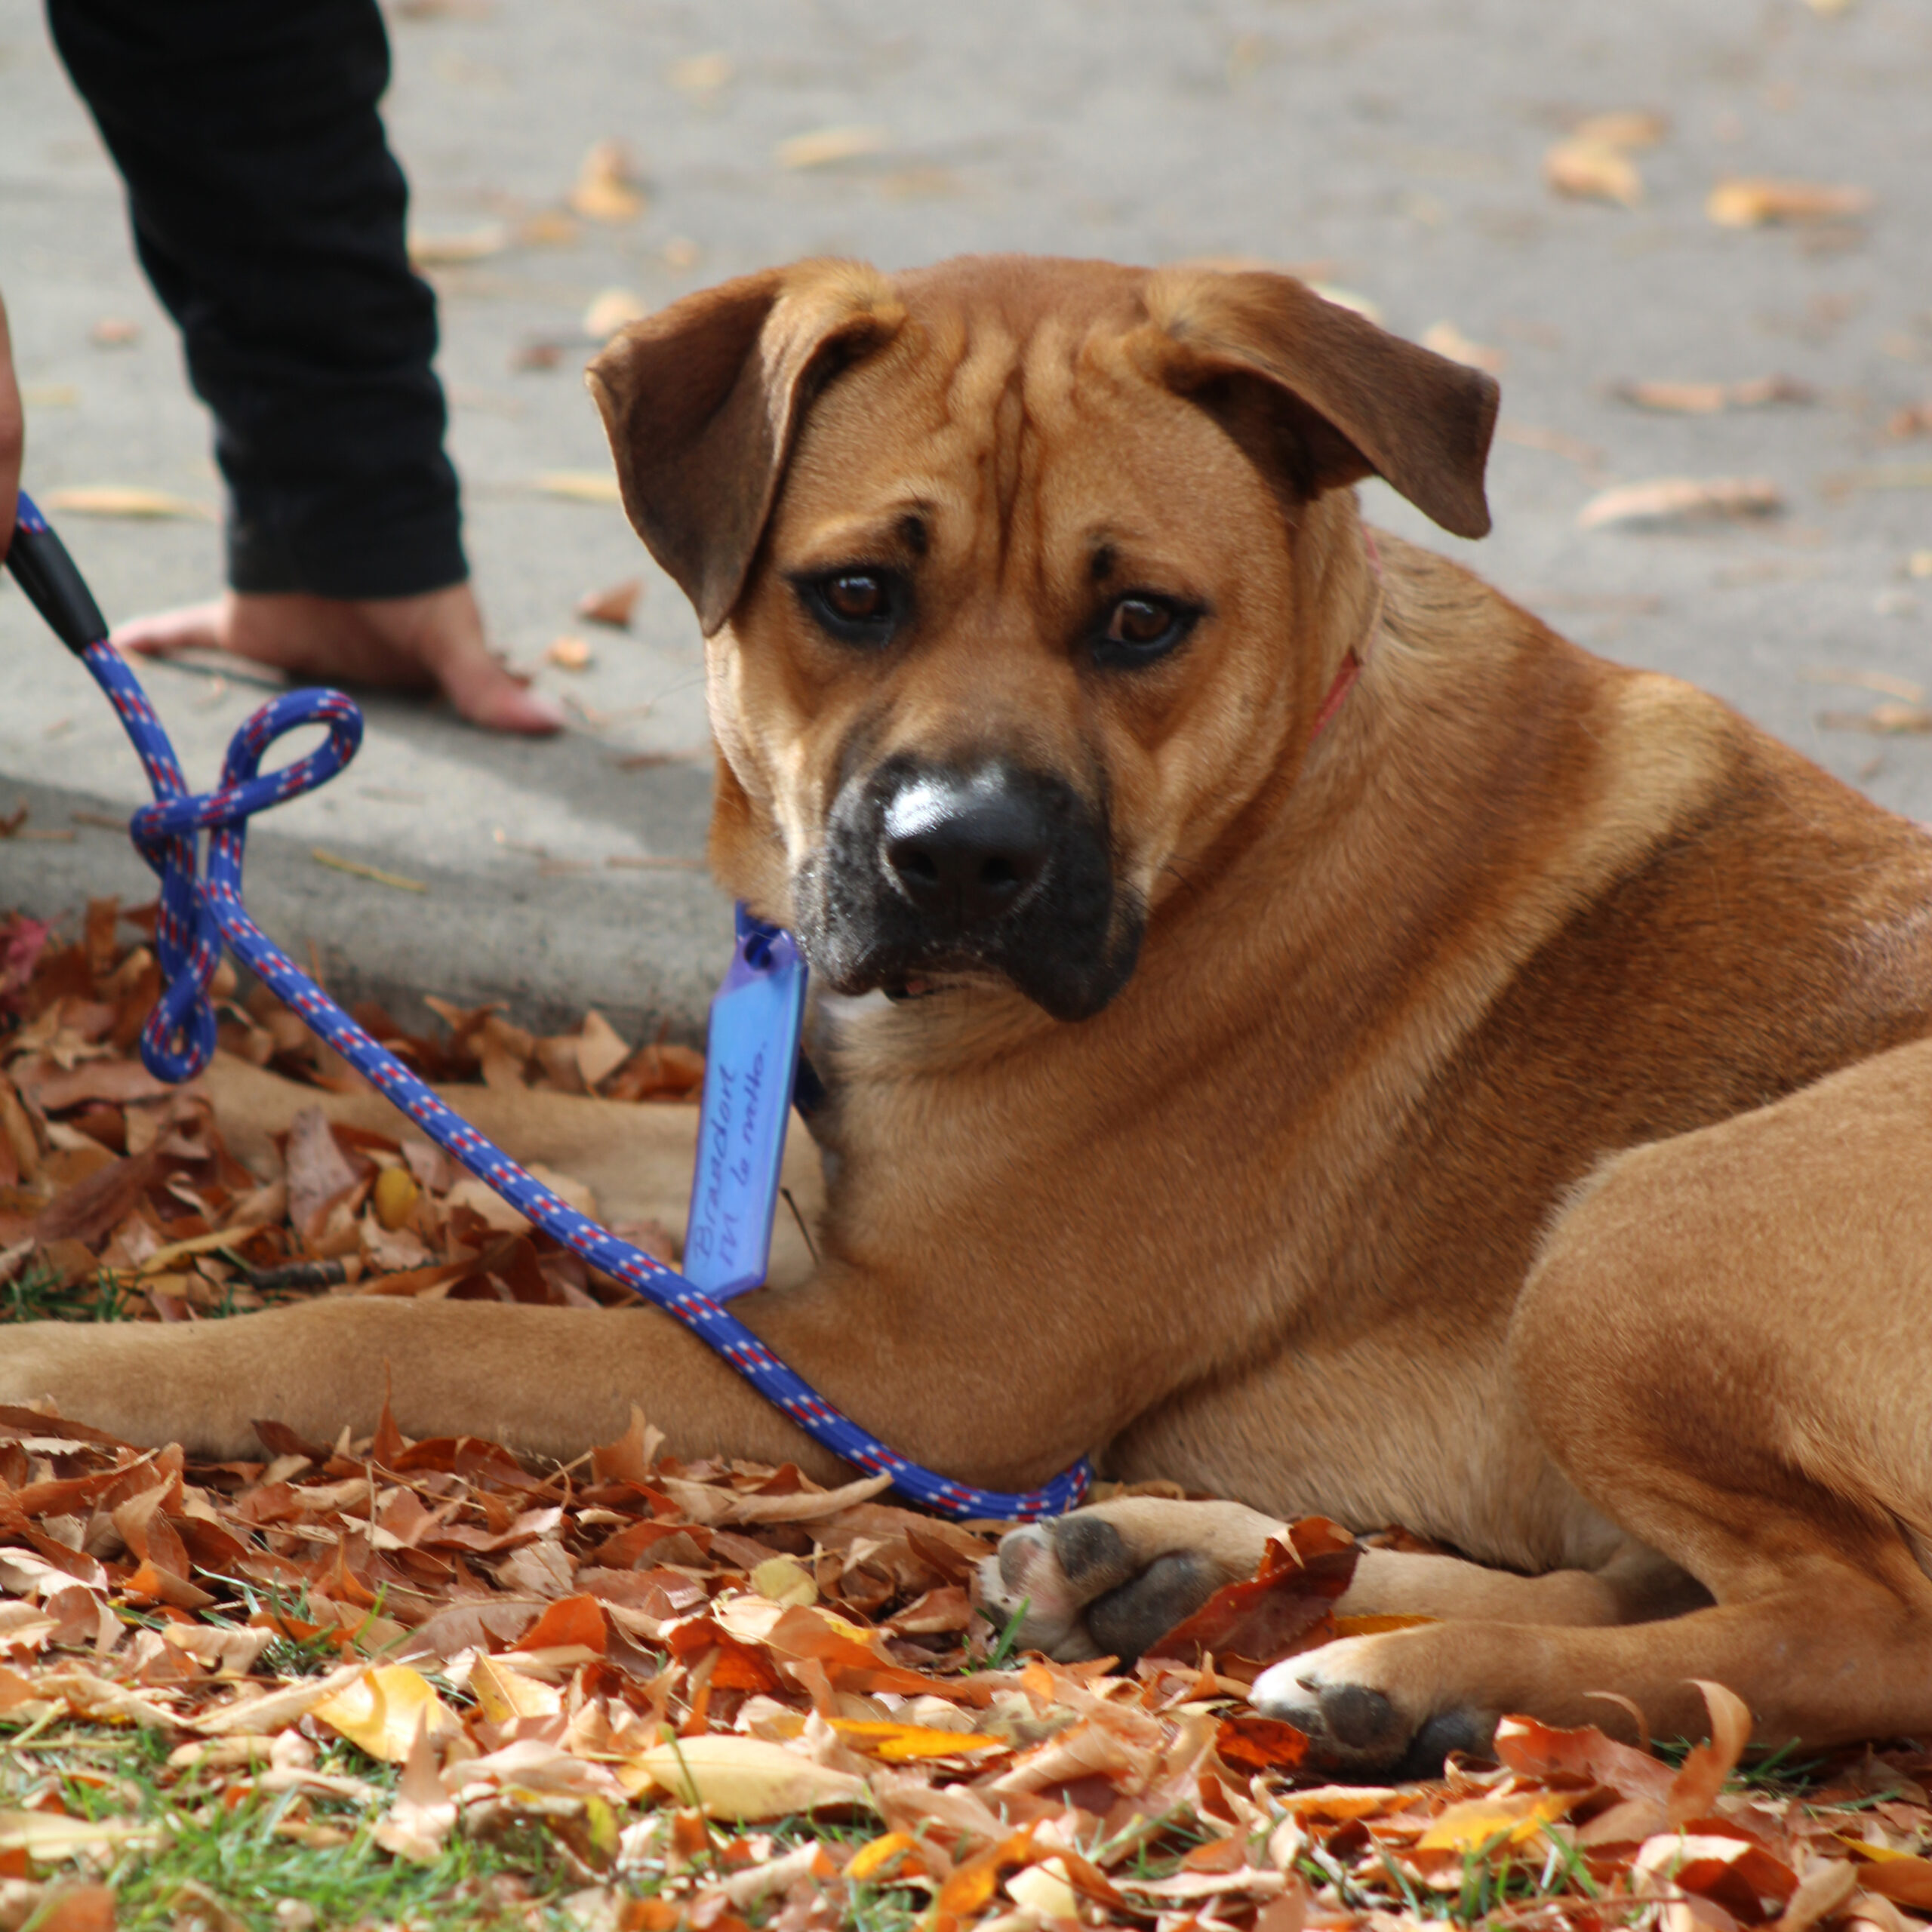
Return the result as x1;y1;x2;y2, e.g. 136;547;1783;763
5;493;109;654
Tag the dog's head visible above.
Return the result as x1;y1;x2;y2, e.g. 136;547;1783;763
589;255;1495;1022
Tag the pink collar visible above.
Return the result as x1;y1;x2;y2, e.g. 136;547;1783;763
1309;528;1383;745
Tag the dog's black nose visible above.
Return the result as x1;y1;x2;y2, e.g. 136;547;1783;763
881;772;1051;926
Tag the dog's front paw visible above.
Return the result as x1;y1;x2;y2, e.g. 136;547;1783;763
1251;1632;1497;1780
977;1497;1284;1664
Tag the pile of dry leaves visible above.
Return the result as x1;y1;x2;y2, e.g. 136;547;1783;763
5;903;1932;1932
2;899;703;1321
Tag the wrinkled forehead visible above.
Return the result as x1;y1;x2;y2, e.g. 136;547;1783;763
771;291;1266;574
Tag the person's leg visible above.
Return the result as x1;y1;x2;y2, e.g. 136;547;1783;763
46;0;559;731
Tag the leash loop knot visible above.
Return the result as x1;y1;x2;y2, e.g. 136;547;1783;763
100;664;362;1080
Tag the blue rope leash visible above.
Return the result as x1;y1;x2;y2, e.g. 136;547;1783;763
5;491;1091;1523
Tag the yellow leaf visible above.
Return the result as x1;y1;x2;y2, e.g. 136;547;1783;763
534;470;623;505
569;140;646;223
848;1832;919;1881
1577;475;1783;531
669;53;733;95
1707;177;1872;227
1543;137;1643;207
1417;1791;1575;1853
545;634;595;672
43;485;217;521
775;125;891;170
469;1655;563;1724
583;289;648;340
408;225;507;266
1420;321;1505;376
750;1556;818;1607
374;1166;420;1232
626;1735;866;1818
1008;1858;1079;1918
1571;110;1668;151
829;1718;1009;1764
309;1666;458;1765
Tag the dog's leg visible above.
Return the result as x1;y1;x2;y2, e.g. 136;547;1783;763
0;1253;1102;1487
1251;1042;1932;1772
983;1501;1695;1663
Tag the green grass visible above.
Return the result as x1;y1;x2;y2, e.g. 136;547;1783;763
3;1260;137;1324
2;1716;577;1931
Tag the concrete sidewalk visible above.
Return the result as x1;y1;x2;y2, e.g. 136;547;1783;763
3;0;1928;1036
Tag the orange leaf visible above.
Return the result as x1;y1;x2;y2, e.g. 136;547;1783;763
1216;1713;1312;1774
1667;1680;1752;1826
516;1593;608;1656
1149;1518;1358;1664
829;1719;1008;1763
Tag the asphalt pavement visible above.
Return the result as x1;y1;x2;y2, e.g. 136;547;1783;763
2;0;1928;1037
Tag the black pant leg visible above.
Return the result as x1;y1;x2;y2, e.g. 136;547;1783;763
46;0;467;598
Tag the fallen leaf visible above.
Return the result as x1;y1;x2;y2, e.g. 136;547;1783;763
625;1735;866;1817
563;1011;628;1091
1577;476;1784;531
1544;138;1643;208
1817;703;1932;734
0;1811;168;1857
24;1885;118;1932
1008;1857;1080;1918
309;1665;460;1764
408;225;507;266
285;1106;362;1244
1149;1519;1359;1665
1417;1790;1577;1852
1494;1712;1677;1804
576;579;642;628
1421;321;1506;375
42;486;217;521
569;140;646;223
1801;666;1925;703
669;52;733;94
775;125;891;170
583;288;648;340
1571;109;1669;150
828;1718;1008;1763
1707;178;1873;227
1633;1831;1798;1919
534;471;623;505
1667;1679;1754;1826
1612;375;1813;413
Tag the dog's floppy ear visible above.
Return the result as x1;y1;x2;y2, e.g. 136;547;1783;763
586;260;906;633
1142;266;1499;539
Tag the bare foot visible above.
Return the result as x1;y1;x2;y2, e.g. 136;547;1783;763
112;583;565;735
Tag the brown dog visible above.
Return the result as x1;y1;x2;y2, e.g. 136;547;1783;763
8;254;1932;1776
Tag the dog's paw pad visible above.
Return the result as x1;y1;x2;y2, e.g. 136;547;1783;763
1251;1638;1494;1778
980;1512;1223;1663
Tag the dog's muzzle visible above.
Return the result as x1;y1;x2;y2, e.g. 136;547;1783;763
795;755;1143;1022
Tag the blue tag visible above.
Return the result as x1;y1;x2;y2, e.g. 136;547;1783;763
682;906;808;1300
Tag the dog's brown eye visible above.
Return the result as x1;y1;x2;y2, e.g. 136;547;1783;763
795;568;906;645
1108;598;1171;646
826;574;885;621
1094;592;1198;669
